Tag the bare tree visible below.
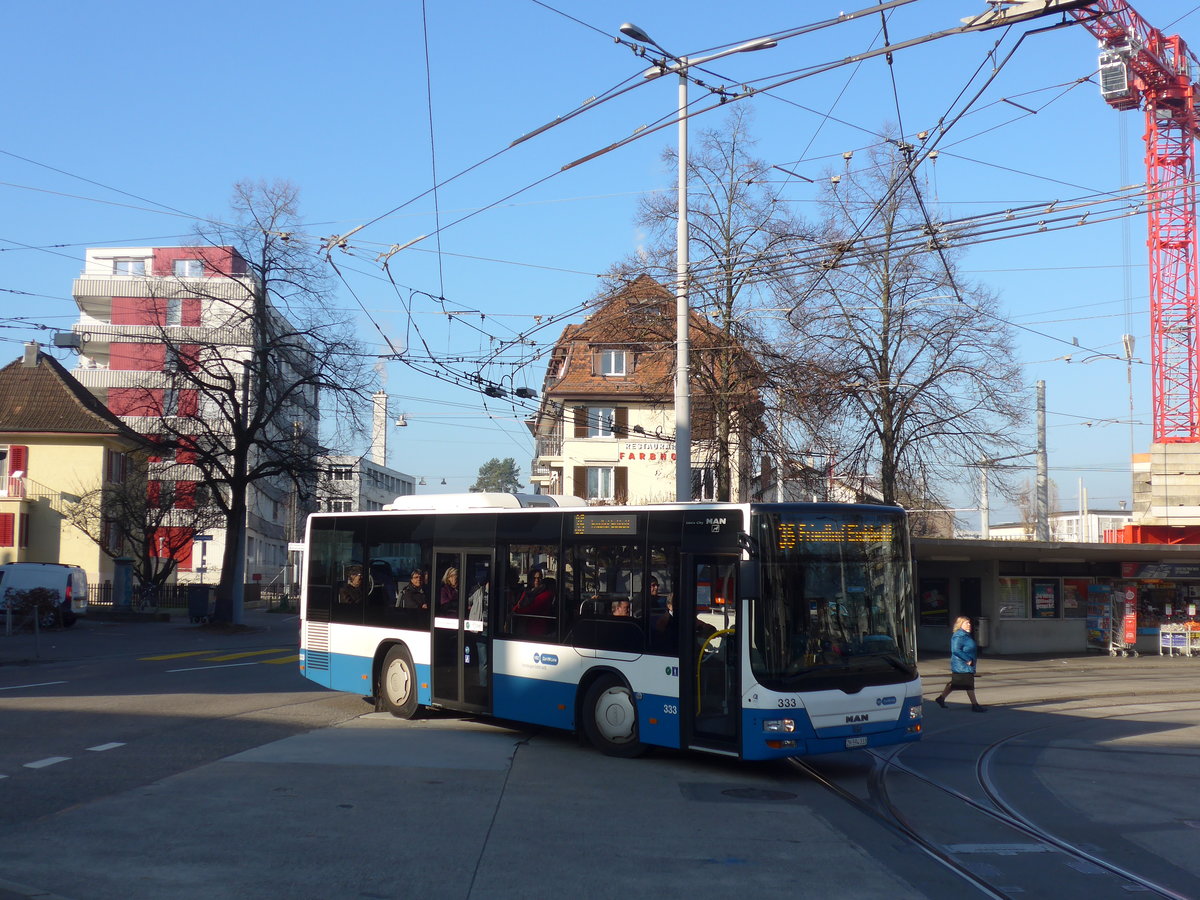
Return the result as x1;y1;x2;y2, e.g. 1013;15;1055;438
66;456;226;593
115;180;372;621
781;141;1027;509
1016;477;1060;537
601;109;805;500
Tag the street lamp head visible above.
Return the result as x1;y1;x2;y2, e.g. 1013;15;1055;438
619;22;656;46
742;38;777;52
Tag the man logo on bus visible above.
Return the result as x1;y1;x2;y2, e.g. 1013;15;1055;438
846;713;869;723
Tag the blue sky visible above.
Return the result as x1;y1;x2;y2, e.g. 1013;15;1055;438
4;1;1200;526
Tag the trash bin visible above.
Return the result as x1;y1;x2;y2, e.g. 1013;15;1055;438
976;616;990;648
188;585;213;624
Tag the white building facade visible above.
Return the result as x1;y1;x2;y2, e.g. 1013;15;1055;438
68;245;319;585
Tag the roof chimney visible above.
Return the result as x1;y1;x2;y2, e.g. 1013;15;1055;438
22;342;39;368
370;391;388;465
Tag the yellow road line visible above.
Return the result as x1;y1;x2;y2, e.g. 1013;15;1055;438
140;651;213;661
260;655;301;665
202;649;292;662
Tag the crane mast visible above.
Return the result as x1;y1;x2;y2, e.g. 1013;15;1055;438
1070;2;1200;442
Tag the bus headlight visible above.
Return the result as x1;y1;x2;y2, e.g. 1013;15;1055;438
763;719;795;733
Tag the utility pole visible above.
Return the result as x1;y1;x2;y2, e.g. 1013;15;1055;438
977;384;1049;538
1036;380;1050;541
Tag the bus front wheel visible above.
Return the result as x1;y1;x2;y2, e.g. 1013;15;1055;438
380;645;419;719
582;676;646;758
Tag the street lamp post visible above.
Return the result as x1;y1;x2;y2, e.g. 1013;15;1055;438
618;23;776;502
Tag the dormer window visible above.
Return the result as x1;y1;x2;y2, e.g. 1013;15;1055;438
597;349;626;376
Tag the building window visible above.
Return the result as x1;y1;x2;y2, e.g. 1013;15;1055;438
113;258;146;276
587;467;614;500
325;499;353;513
691;467;717;501
104;449;129;485
101;518;123;555
166;296;183;326
330;466;354;481
588;407;615;438
598;349;626;376
173;259;203;277
997;577;1028;618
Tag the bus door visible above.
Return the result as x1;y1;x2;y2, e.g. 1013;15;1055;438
682;556;739;753
431;548;493;712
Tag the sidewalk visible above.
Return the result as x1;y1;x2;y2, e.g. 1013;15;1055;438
918;647;1199;676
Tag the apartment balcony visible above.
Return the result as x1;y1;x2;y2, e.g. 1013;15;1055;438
118;416;206;435
148;460;203;480
70;368;179;389
535;434;563;459
73;274;253;303
0;476;26;499
68;315;253;347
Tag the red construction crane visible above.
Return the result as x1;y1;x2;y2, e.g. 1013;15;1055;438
1068;2;1200;443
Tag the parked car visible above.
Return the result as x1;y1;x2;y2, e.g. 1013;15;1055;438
0;562;88;628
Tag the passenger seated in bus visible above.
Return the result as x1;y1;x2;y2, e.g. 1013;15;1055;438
612;598;632;617
368;560;397;606
511;569;554;635
650;595;678;654
438;567;459;614
648;577;668;612
337;566;364;604
396;569;428;609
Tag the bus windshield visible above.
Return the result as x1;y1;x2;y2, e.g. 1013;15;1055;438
751;508;916;692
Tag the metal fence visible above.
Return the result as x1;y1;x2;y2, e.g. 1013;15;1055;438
87;583;298;611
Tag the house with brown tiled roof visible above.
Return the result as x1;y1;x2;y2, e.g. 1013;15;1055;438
0;343;146;582
528;275;764;503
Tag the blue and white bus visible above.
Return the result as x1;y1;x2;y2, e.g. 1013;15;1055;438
299;494;922;760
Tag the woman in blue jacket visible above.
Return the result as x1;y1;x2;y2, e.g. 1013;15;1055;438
934;616;986;711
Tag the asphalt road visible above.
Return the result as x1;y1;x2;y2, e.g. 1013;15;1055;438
2;613;1198;899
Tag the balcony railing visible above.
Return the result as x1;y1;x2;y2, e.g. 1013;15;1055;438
0;476;26;499
535;434;563;458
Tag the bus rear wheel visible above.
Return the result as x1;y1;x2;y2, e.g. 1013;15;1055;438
380;645;419;719
582;675;646;757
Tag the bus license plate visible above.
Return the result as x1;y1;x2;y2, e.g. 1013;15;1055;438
845;736;868;748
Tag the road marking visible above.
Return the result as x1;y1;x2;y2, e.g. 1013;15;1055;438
140;651;213;660
0;681;67;692
167;661;260;673
260;654;300;665
201;648;291;662
25;757;70;769
87;742;126;752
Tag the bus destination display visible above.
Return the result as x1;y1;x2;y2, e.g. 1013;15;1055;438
776;521;894;549
573;513;638;536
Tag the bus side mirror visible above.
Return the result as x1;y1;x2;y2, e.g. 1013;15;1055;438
739;560;758;599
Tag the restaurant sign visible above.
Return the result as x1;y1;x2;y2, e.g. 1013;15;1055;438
618;441;677;463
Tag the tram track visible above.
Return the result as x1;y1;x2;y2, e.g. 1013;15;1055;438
789;697;1200;899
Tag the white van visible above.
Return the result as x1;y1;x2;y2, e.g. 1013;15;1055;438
0;563;88;628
